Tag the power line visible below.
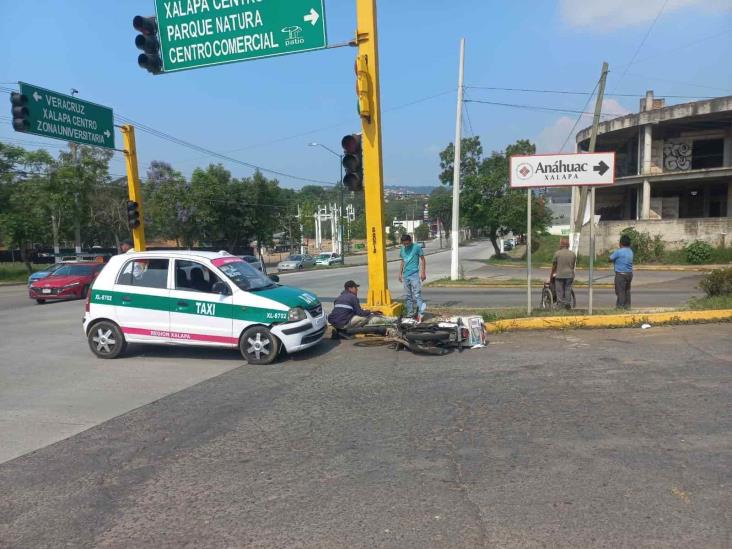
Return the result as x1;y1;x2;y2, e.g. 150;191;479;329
114;114;331;185
162;88;456;166
612;0;669;92
462;98;623;118
559;79;601;153
614;28;732;69
462;90;475;137
620;72;732;93
463;85;710;99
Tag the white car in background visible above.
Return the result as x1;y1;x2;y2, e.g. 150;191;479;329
315;252;343;267
277;254;315;271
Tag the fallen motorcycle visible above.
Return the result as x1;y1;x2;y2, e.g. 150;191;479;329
342;317;470;355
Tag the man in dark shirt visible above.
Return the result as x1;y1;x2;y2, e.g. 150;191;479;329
550;238;576;309
328;280;378;331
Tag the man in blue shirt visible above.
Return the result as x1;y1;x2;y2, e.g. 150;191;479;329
610;234;634;309
399;234;427;319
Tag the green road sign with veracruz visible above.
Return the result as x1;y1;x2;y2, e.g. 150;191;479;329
154;0;327;73
18;82;115;149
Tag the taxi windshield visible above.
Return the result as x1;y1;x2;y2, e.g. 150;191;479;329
216;259;274;291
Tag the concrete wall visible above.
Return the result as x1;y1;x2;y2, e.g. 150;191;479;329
579;217;732;255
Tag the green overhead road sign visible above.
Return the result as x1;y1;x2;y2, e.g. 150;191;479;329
15;82;115;149
154;0;327;73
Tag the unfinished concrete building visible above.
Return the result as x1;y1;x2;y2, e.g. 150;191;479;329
573;92;732;252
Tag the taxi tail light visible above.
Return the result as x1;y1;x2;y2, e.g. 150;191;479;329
85;291;91;313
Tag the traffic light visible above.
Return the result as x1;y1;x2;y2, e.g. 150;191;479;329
355;55;371;121
133;16;163;75
10;92;29;132
127;200;141;229
342;134;363;192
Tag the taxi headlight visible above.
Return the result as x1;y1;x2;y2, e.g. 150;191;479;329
288;307;307;322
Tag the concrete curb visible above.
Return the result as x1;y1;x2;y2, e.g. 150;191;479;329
484;309;732;333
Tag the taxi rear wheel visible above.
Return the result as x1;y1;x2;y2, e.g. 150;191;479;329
88;321;126;359
240;326;279;365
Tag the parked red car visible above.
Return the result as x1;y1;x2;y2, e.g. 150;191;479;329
29;262;104;304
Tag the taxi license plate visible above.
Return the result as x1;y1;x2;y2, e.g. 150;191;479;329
42;289;51;294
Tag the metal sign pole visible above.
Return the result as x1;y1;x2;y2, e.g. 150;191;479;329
589;188;595;315
527;188;532;315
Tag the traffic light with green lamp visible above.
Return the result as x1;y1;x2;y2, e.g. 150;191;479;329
342;134;363;192
133;16;163;75
10;92;30;132
127;200;141;229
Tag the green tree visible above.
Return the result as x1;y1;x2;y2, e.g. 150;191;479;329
415;223;430;241
428;186;452;238
0;144;56;271
439;137;552;255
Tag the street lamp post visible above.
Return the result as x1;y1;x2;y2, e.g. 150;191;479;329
308;142;345;261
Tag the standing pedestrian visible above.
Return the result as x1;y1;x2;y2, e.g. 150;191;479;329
550;238;576;309
610;234;634;309
398;234;426;319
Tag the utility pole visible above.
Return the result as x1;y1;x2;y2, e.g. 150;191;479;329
356;0;399;314
69;89;82;255
450;38;465;281
587;62;609;315
297;204;305;255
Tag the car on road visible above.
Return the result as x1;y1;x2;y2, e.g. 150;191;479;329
27;262;65;287
277;254;315;271
315;252;343;267
29;262;104;304
83;251;325;364
240;254;264;272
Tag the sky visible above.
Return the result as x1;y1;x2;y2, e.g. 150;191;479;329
1;0;731;189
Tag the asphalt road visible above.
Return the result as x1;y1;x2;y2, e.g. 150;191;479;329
1;324;730;547
275;242;704;309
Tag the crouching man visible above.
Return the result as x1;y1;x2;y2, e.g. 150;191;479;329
328;280;380;336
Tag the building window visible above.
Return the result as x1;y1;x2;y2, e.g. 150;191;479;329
691;139;724;170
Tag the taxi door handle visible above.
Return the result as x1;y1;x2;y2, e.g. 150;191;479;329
177;300;189;308
121;296;131;303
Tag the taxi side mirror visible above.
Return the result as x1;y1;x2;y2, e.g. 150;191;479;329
212;281;230;295
269;274;280;283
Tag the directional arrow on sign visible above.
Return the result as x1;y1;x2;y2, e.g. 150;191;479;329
304;8;320;25
593;161;610;176
104;130;111;139
32;91;42;102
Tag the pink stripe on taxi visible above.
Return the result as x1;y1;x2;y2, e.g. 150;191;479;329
122;327;238;344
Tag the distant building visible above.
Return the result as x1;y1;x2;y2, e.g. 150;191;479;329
573;91;732;251
546;201;571;236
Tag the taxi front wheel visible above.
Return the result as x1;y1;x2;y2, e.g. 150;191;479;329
240;326;280;365
88;321;127;359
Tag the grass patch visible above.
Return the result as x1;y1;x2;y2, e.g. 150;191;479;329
0;263;53;283
687;294;732;310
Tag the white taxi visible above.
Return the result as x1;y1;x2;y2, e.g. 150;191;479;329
83;251;325;364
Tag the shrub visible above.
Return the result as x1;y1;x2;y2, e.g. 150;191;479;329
619;227;664;263
698;268;732;297
684;240;714;264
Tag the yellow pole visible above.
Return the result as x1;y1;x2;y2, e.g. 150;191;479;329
121;124;146;251
356;0;400;315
